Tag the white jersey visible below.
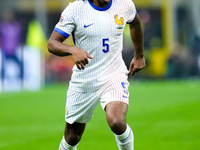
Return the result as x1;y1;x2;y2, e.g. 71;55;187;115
55;0;137;92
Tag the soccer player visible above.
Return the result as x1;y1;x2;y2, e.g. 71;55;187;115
47;0;146;149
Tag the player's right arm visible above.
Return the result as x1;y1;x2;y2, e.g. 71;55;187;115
48;31;93;70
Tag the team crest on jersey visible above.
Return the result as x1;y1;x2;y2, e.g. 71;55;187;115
114;13;124;29
59;16;64;24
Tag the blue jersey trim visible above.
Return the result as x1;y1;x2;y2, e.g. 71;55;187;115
126;11;137;24
89;0;112;11
54;27;70;38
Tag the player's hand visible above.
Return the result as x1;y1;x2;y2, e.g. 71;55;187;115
71;46;93;70
129;56;146;76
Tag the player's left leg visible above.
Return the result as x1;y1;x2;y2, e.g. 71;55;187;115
106;102;134;150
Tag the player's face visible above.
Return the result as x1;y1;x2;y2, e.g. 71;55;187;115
98;0;110;7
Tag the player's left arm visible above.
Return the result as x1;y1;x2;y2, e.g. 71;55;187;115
128;13;146;76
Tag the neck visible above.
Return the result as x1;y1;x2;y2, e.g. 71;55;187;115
91;0;109;8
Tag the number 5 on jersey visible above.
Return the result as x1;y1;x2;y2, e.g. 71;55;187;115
102;38;109;53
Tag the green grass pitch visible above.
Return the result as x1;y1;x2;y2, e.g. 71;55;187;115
0;80;200;150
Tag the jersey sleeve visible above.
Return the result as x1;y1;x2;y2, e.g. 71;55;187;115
126;0;137;24
54;2;76;38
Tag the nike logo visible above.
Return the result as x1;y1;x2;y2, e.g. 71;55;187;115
84;23;94;28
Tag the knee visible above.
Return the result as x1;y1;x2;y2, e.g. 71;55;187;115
64;122;86;146
65;133;81;146
107;117;127;135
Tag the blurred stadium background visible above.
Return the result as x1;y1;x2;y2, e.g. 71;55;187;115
0;0;200;150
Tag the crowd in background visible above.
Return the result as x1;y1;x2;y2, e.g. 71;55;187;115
0;1;200;92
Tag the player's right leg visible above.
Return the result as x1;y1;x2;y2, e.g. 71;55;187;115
59;88;99;150
59;122;86;150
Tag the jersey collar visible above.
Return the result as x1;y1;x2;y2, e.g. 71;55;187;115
88;0;112;11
